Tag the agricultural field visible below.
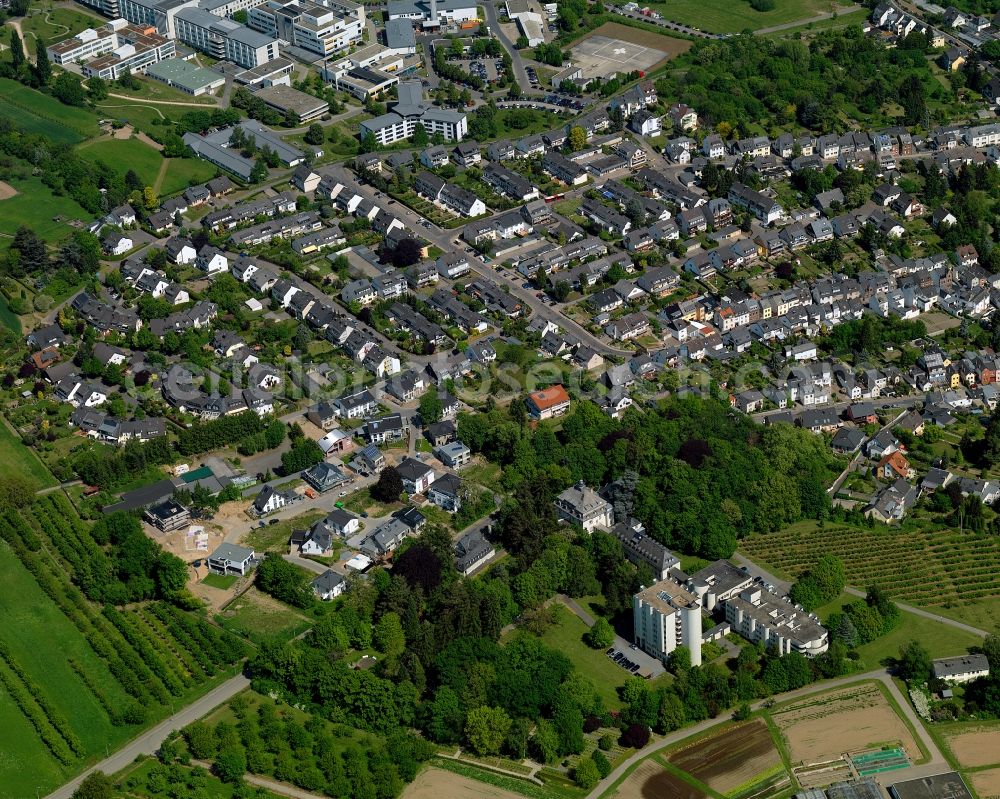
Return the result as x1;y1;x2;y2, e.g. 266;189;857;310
0;418;57;487
0;494;247;796
635;0;850;34
970;768;1000;799
401;766;527;799
0;78;100;143
942;726;1000;769
608;758;709;799
668;720;785;795
739;520;1000;633
770;683;920;767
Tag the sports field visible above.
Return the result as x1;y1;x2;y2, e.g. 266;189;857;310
0;78;100;144
638;0;848;34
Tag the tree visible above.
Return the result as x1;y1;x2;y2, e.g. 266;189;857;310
419;391;443;425
568;126;587;151
620;723;650;749
584;617;615;649
374;611;406;657
214;748;247;783
9;30;24;74
897;640;932;684
371;466;403;503
465;706;512;756
250;157;269;183
360;130;379;153
983;634;1000;671
34;39;52;85
411;122;429;147
574;757;601;790
87;76;109;102
389;237;423;268
52;73;87;106
305;123;325;145
72;772;115;799
428;686;465;743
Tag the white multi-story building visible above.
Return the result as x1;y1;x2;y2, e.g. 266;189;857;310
175;6;279;68
51;20;177;80
249;0;364;58
633;579;703;666
723;585;829;657
360;80;466;145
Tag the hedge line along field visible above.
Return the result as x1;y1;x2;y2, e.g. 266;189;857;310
739;519;1000;631
0;493;247;797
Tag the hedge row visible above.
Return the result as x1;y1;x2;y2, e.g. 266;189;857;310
67;658;126;726
0;652;77;764
103;606;188;696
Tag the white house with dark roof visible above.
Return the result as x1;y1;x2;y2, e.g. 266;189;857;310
554;481;613;532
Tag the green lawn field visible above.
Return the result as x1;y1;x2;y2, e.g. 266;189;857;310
215;587;312;642
0;175;94;241
158;157;219;196
813;591;982;670
514;602;625;710
0;78;100;144
640;0;845;33
0;418;56;486
78;137;165;188
0;546;133;798
19;6;104;45
0;295;21;334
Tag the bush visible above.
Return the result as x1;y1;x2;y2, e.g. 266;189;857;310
583;715;602;733
619;724;650;749
574;757;601;790
592;750;612;778
598;733;615;751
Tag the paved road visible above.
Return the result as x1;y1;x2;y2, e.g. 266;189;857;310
753;5;860;34
46;675;251;799
586;669;946;799
482;0;537;94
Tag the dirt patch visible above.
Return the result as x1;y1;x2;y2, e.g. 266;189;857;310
970;767;1000;799
0;181;18;200
772;683;919;766
613;760;708;799
669;721;782;794
401;767;526;799
946;728;1000;768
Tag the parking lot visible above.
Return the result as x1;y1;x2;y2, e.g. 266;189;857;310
455;57;503;82
606;644;663;678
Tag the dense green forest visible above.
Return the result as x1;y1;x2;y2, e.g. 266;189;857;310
655;27;945;136
460;397;840;560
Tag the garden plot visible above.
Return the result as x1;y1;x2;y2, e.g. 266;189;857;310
668;720;784;795
771;683;919;766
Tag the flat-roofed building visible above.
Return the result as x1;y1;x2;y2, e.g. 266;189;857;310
248;0;364;58
51;20;176;80
146;57;225;94
175;6;279;68
633;578;703;665
253;84;329;121
889;774;974;799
